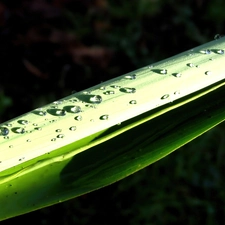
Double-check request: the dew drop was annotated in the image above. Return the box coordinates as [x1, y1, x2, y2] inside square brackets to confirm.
[9, 145, 13, 148]
[217, 49, 224, 54]
[89, 95, 102, 104]
[34, 127, 42, 131]
[26, 139, 31, 142]
[174, 91, 180, 95]
[70, 105, 82, 113]
[200, 49, 211, 54]
[69, 126, 76, 131]
[4, 136, 9, 139]
[99, 86, 106, 90]
[104, 90, 115, 95]
[187, 63, 195, 67]
[129, 100, 137, 104]
[214, 34, 224, 40]
[38, 111, 47, 116]
[57, 134, 64, 138]
[111, 85, 120, 89]
[51, 138, 56, 141]
[56, 129, 62, 132]
[161, 94, 169, 99]
[100, 115, 109, 120]
[120, 87, 136, 93]
[0, 127, 9, 136]
[56, 109, 66, 116]
[74, 115, 82, 121]
[53, 100, 63, 105]
[173, 73, 182, 78]
[205, 71, 212, 75]
[14, 127, 26, 134]
[125, 74, 136, 80]
[160, 69, 167, 74]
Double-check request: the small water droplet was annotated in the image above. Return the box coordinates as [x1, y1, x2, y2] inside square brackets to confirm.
[69, 126, 76, 131]
[56, 109, 66, 116]
[160, 69, 167, 74]
[187, 63, 195, 67]
[100, 115, 109, 120]
[161, 94, 169, 99]
[200, 49, 211, 54]
[34, 127, 42, 131]
[217, 49, 224, 54]
[120, 87, 136, 93]
[6, 123, 12, 127]
[4, 136, 9, 139]
[51, 138, 56, 141]
[99, 86, 106, 90]
[57, 134, 64, 138]
[56, 129, 62, 132]
[104, 90, 115, 95]
[205, 71, 212, 75]
[74, 115, 82, 121]
[14, 127, 26, 134]
[111, 85, 120, 89]
[33, 123, 38, 126]
[0, 127, 9, 136]
[9, 145, 13, 148]
[26, 139, 31, 142]
[89, 95, 102, 104]
[173, 73, 182, 78]
[129, 100, 137, 104]
[69, 105, 82, 113]
[38, 111, 47, 116]
[125, 74, 136, 80]
[53, 100, 63, 105]
[18, 120, 29, 125]
[174, 91, 180, 95]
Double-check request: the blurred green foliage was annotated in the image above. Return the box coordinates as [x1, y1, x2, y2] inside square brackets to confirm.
[1, 0, 225, 224]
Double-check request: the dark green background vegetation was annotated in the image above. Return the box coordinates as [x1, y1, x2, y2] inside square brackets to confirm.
[1, 0, 225, 224]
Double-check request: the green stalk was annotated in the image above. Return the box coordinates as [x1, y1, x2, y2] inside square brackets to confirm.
[1, 37, 225, 220]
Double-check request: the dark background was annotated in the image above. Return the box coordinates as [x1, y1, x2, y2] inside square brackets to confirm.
[1, 0, 225, 224]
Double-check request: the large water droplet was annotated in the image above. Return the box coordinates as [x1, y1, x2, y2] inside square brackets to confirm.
[89, 95, 102, 104]
[14, 127, 26, 134]
[100, 115, 109, 120]
[56, 109, 66, 116]
[200, 49, 211, 54]
[69, 105, 82, 113]
[0, 127, 9, 136]
[125, 74, 136, 80]
[217, 49, 224, 54]
[120, 87, 136, 93]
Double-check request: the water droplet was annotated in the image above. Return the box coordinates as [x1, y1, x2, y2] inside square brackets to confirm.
[4, 136, 9, 139]
[200, 49, 211, 54]
[56, 109, 66, 116]
[56, 129, 62, 132]
[205, 71, 212, 75]
[14, 127, 26, 134]
[53, 100, 63, 105]
[160, 69, 167, 74]
[6, 123, 12, 127]
[89, 95, 102, 104]
[104, 90, 115, 95]
[38, 110, 47, 116]
[51, 138, 56, 141]
[18, 120, 29, 125]
[69, 105, 82, 113]
[161, 94, 169, 99]
[120, 87, 136, 93]
[174, 91, 180, 95]
[129, 100, 137, 104]
[74, 115, 82, 121]
[33, 123, 38, 126]
[214, 34, 224, 40]
[0, 127, 9, 136]
[57, 134, 64, 138]
[9, 145, 13, 148]
[173, 73, 182, 78]
[90, 119, 95, 122]
[125, 74, 136, 80]
[111, 85, 120, 89]
[69, 126, 76, 131]
[100, 115, 109, 120]
[217, 49, 224, 54]
[99, 86, 106, 90]
[26, 139, 31, 142]
[187, 63, 195, 67]
[34, 127, 42, 131]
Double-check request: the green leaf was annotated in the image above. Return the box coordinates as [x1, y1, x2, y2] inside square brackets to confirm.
[1, 37, 225, 221]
